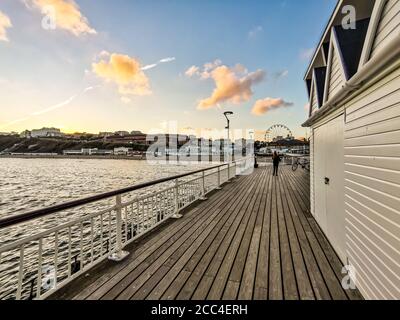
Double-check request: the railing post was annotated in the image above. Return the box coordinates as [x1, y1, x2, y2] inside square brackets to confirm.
[231, 162, 237, 179]
[172, 178, 183, 219]
[199, 171, 208, 201]
[226, 163, 232, 183]
[108, 195, 129, 262]
[216, 166, 222, 190]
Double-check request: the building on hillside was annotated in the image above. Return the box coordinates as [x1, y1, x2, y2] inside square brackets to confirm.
[303, 0, 400, 300]
[20, 130, 32, 138]
[30, 127, 64, 138]
[63, 150, 83, 156]
[114, 147, 133, 155]
[0, 132, 18, 136]
[114, 131, 130, 136]
[63, 148, 113, 156]
[104, 133, 150, 145]
[99, 132, 114, 138]
[146, 134, 190, 147]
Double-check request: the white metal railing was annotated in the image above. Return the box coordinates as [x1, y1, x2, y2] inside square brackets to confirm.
[0, 157, 254, 300]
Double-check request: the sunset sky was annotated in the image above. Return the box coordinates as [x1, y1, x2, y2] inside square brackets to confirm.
[0, 0, 337, 139]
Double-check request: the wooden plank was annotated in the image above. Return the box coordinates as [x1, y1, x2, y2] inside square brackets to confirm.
[225, 168, 266, 299]
[95, 176, 249, 299]
[81, 190, 226, 299]
[206, 170, 266, 299]
[277, 172, 315, 300]
[90, 172, 253, 299]
[268, 173, 283, 300]
[287, 169, 360, 300]
[254, 166, 273, 300]
[279, 168, 331, 300]
[56, 193, 217, 300]
[214, 170, 268, 300]
[114, 176, 253, 300]
[222, 281, 240, 300]
[238, 168, 269, 300]
[283, 168, 348, 300]
[191, 275, 214, 300]
[146, 172, 260, 300]
[52, 184, 220, 300]
[161, 271, 192, 300]
[194, 171, 266, 299]
[176, 173, 261, 300]
[276, 176, 299, 300]
[50, 165, 364, 301]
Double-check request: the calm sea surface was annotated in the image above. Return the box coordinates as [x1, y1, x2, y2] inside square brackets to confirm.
[0, 158, 209, 219]
[0, 158, 211, 299]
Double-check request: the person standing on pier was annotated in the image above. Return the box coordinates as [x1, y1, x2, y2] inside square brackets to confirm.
[272, 151, 281, 176]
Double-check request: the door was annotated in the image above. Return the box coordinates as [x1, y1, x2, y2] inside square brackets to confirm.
[313, 114, 346, 264]
[325, 115, 346, 263]
[314, 126, 327, 232]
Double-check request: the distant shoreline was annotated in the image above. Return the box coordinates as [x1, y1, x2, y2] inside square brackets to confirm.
[0, 154, 146, 161]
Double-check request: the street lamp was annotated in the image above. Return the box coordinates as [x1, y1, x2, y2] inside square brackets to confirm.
[224, 111, 233, 140]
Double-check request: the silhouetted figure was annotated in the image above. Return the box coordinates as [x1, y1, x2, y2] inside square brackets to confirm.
[272, 151, 281, 176]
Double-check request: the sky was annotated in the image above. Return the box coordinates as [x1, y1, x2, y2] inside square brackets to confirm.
[0, 0, 337, 140]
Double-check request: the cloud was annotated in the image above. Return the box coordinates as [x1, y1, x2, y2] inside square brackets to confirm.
[98, 50, 110, 58]
[248, 26, 263, 39]
[141, 64, 157, 71]
[197, 64, 266, 110]
[185, 60, 222, 79]
[251, 97, 293, 116]
[0, 11, 12, 42]
[141, 57, 176, 71]
[274, 70, 289, 79]
[159, 57, 175, 63]
[185, 65, 200, 77]
[25, 0, 96, 36]
[300, 48, 315, 60]
[0, 86, 99, 129]
[31, 86, 98, 116]
[92, 53, 151, 96]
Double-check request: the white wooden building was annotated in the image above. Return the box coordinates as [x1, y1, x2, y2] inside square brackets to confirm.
[303, 0, 400, 300]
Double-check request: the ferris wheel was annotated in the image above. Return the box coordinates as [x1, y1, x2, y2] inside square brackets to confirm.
[264, 124, 293, 142]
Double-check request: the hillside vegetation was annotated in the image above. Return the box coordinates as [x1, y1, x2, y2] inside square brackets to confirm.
[0, 136, 148, 154]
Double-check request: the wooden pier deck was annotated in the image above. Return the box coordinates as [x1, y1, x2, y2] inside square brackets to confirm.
[50, 165, 363, 300]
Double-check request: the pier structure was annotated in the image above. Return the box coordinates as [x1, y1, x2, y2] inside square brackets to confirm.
[0, 158, 362, 300]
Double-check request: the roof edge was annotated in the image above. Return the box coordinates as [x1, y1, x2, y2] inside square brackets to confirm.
[304, 0, 343, 80]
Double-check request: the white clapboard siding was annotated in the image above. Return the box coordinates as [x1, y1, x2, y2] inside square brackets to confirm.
[326, 41, 346, 101]
[344, 65, 400, 300]
[371, 0, 400, 58]
[310, 132, 315, 216]
[310, 83, 319, 115]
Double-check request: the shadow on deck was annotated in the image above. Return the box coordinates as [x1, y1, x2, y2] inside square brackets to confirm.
[50, 165, 363, 300]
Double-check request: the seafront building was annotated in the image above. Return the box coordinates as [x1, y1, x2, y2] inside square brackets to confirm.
[19, 128, 64, 138]
[30, 127, 64, 138]
[63, 148, 113, 156]
[303, 0, 400, 300]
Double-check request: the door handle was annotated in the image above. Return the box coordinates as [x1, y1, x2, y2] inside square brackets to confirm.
[325, 177, 330, 185]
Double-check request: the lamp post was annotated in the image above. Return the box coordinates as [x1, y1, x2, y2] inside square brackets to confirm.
[224, 111, 233, 161]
